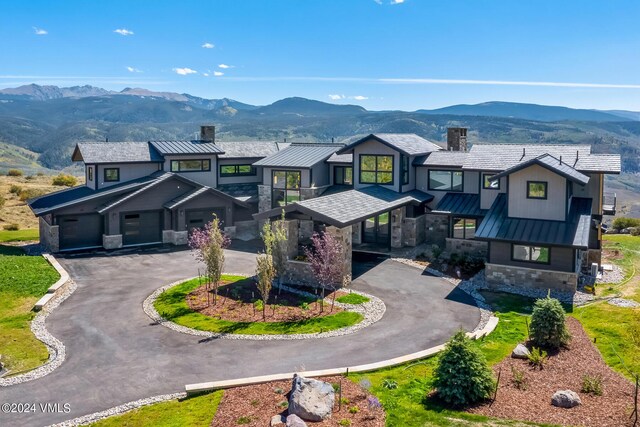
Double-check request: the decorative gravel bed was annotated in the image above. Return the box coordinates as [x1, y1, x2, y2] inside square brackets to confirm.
[144, 277, 386, 341]
[211, 375, 385, 427]
[467, 317, 636, 427]
[608, 297, 640, 308]
[598, 264, 626, 285]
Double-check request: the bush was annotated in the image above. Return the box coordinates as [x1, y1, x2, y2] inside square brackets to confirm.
[632, 228, 640, 237]
[431, 244, 443, 260]
[433, 330, 495, 406]
[382, 378, 398, 389]
[348, 405, 360, 414]
[9, 184, 22, 194]
[7, 169, 23, 176]
[511, 366, 527, 390]
[19, 188, 46, 202]
[581, 374, 603, 396]
[36, 172, 45, 177]
[529, 295, 570, 349]
[527, 347, 547, 369]
[52, 174, 77, 187]
[253, 299, 264, 311]
[612, 217, 640, 231]
[25, 175, 34, 180]
[3, 223, 19, 231]
[338, 419, 351, 427]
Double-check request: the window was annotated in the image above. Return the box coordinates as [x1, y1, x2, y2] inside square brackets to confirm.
[512, 245, 550, 264]
[527, 181, 547, 199]
[428, 170, 463, 192]
[104, 168, 120, 182]
[482, 173, 499, 190]
[401, 155, 409, 185]
[334, 166, 353, 185]
[272, 170, 301, 207]
[87, 167, 93, 181]
[219, 164, 256, 177]
[359, 155, 393, 185]
[170, 159, 211, 172]
[452, 218, 476, 239]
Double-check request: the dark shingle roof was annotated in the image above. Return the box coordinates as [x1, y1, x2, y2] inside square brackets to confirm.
[326, 153, 353, 163]
[337, 133, 442, 156]
[252, 143, 343, 168]
[489, 154, 590, 185]
[433, 193, 486, 217]
[216, 141, 280, 159]
[216, 183, 259, 203]
[574, 154, 621, 173]
[72, 142, 164, 164]
[475, 194, 592, 248]
[414, 151, 470, 167]
[149, 140, 224, 155]
[254, 186, 433, 227]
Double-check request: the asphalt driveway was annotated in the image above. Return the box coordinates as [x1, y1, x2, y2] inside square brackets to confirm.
[0, 244, 479, 427]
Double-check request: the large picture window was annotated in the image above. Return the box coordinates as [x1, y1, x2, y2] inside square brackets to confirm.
[428, 170, 463, 192]
[272, 170, 301, 207]
[512, 244, 550, 264]
[219, 164, 256, 177]
[360, 155, 393, 185]
[104, 168, 120, 182]
[527, 181, 547, 199]
[170, 159, 211, 172]
[482, 173, 499, 190]
[334, 166, 353, 185]
[401, 155, 409, 185]
[452, 218, 476, 239]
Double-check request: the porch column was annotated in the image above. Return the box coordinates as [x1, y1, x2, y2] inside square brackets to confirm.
[390, 207, 405, 248]
[282, 219, 299, 259]
[326, 225, 353, 284]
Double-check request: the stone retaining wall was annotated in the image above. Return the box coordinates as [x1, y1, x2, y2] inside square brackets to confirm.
[485, 263, 577, 293]
[402, 214, 427, 247]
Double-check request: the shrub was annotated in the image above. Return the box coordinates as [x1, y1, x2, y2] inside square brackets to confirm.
[25, 175, 34, 180]
[7, 169, 23, 176]
[529, 295, 571, 349]
[511, 366, 527, 390]
[52, 174, 77, 187]
[382, 378, 398, 389]
[299, 302, 310, 311]
[527, 347, 547, 369]
[3, 223, 19, 231]
[19, 188, 46, 202]
[632, 228, 640, 237]
[581, 374, 603, 396]
[431, 244, 443, 260]
[433, 330, 495, 406]
[236, 416, 252, 425]
[278, 400, 288, 409]
[612, 217, 640, 231]
[461, 257, 486, 276]
[36, 172, 45, 177]
[339, 397, 350, 405]
[253, 299, 264, 311]
[348, 405, 360, 414]
[9, 184, 22, 194]
[273, 387, 283, 394]
[338, 419, 351, 427]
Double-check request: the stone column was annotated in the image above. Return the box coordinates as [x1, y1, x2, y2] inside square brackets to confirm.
[282, 219, 299, 259]
[39, 217, 59, 253]
[258, 185, 272, 213]
[390, 207, 405, 248]
[103, 234, 123, 250]
[326, 225, 353, 285]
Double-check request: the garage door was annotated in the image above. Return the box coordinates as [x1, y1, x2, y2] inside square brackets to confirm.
[58, 214, 104, 250]
[186, 208, 226, 232]
[121, 211, 162, 246]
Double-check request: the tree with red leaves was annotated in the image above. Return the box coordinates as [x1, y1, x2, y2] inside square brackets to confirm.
[304, 230, 345, 312]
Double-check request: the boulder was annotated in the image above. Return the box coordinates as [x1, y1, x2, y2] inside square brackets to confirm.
[271, 414, 286, 426]
[551, 390, 582, 408]
[286, 414, 308, 427]
[288, 374, 335, 421]
[511, 343, 531, 359]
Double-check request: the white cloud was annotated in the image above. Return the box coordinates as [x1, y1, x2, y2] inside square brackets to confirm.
[114, 28, 134, 36]
[352, 95, 368, 100]
[126, 66, 142, 73]
[391, 0, 405, 4]
[202, 42, 215, 49]
[173, 67, 198, 75]
[203, 73, 210, 77]
[372, 0, 382, 4]
[213, 71, 224, 77]
[328, 94, 345, 100]
[218, 64, 234, 69]
[33, 27, 48, 35]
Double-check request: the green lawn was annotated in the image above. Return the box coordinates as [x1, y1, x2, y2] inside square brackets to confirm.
[0, 244, 59, 374]
[154, 276, 364, 335]
[88, 391, 223, 427]
[0, 228, 39, 242]
[335, 293, 370, 305]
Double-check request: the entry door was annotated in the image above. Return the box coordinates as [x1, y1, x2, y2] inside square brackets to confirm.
[121, 211, 162, 246]
[362, 213, 390, 245]
[185, 208, 226, 232]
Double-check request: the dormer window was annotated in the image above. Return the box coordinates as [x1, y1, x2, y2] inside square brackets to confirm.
[482, 173, 499, 190]
[527, 181, 547, 199]
[360, 155, 393, 185]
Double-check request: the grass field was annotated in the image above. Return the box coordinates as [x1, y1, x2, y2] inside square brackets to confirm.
[0, 244, 59, 375]
[0, 229, 39, 242]
[154, 276, 364, 335]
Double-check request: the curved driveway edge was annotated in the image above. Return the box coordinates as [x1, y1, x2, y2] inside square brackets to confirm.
[144, 278, 386, 341]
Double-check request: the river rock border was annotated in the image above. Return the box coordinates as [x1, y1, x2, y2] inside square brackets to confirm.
[143, 276, 386, 340]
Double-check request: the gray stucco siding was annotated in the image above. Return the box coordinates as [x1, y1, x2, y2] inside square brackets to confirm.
[352, 138, 400, 192]
[508, 164, 567, 221]
[573, 173, 602, 215]
[489, 241, 575, 272]
[217, 158, 263, 185]
[85, 165, 96, 189]
[480, 175, 507, 210]
[262, 167, 311, 188]
[163, 155, 218, 188]
[96, 163, 161, 189]
[310, 161, 330, 187]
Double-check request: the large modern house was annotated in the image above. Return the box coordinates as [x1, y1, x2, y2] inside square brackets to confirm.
[29, 125, 620, 293]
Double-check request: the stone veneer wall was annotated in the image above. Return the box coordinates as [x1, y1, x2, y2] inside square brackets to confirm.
[103, 234, 123, 250]
[390, 207, 404, 249]
[284, 260, 320, 287]
[402, 214, 427, 247]
[485, 263, 577, 293]
[299, 185, 331, 201]
[424, 214, 449, 246]
[299, 220, 314, 243]
[235, 220, 259, 240]
[258, 185, 272, 213]
[445, 238, 488, 258]
[39, 216, 59, 253]
[352, 222, 362, 245]
[162, 230, 189, 246]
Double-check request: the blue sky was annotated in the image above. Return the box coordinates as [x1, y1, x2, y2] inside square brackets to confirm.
[1, 0, 639, 110]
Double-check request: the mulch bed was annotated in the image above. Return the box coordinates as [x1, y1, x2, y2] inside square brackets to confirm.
[187, 279, 345, 323]
[210, 375, 385, 427]
[467, 317, 637, 427]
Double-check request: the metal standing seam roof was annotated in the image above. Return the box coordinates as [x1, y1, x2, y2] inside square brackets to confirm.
[414, 151, 470, 167]
[215, 141, 280, 159]
[489, 154, 590, 185]
[252, 143, 343, 168]
[72, 142, 164, 164]
[254, 186, 434, 228]
[432, 193, 486, 217]
[149, 140, 225, 155]
[326, 153, 353, 163]
[337, 133, 442, 156]
[475, 193, 593, 248]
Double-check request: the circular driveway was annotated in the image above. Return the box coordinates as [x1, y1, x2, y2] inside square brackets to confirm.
[0, 244, 479, 427]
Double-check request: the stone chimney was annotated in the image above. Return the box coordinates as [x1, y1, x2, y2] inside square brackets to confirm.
[200, 125, 215, 143]
[447, 127, 468, 151]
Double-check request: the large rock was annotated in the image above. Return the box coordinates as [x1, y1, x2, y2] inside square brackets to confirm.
[511, 343, 531, 359]
[551, 390, 582, 408]
[271, 414, 285, 426]
[286, 414, 308, 427]
[288, 374, 335, 421]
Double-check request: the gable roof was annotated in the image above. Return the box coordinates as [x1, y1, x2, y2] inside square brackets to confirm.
[216, 141, 280, 159]
[489, 153, 590, 185]
[252, 143, 343, 168]
[337, 133, 442, 156]
[414, 151, 470, 167]
[72, 142, 164, 164]
[149, 140, 224, 155]
[475, 193, 592, 248]
[97, 173, 179, 213]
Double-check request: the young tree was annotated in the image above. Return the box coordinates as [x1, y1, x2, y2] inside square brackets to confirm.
[304, 231, 345, 312]
[260, 212, 289, 289]
[188, 216, 231, 306]
[433, 330, 495, 407]
[255, 253, 275, 320]
[530, 294, 571, 349]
